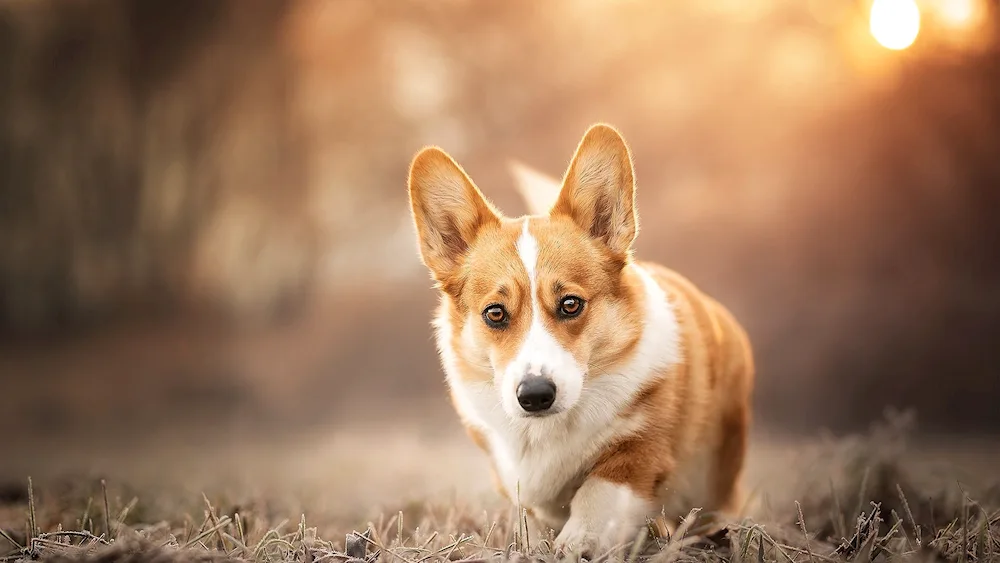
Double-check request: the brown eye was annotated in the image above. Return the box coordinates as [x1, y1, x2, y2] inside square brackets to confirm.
[483, 304, 509, 328]
[558, 296, 584, 318]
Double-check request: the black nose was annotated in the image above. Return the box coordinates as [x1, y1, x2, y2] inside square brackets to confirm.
[516, 377, 557, 412]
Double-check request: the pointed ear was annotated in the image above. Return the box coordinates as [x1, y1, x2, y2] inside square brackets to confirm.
[551, 124, 638, 259]
[408, 147, 501, 282]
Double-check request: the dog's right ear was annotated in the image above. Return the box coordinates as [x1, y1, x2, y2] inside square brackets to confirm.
[408, 147, 501, 283]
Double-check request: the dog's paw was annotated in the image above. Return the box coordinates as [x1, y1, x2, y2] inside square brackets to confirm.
[553, 521, 600, 559]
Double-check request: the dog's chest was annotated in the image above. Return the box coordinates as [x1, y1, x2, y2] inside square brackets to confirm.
[453, 379, 644, 510]
[489, 425, 589, 509]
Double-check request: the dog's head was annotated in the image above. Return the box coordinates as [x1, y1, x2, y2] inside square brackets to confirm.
[408, 124, 645, 419]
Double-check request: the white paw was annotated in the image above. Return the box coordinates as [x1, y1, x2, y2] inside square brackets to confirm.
[552, 479, 654, 558]
[553, 520, 600, 558]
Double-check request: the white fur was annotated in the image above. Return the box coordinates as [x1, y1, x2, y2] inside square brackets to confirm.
[554, 478, 654, 552]
[496, 219, 585, 418]
[434, 250, 681, 530]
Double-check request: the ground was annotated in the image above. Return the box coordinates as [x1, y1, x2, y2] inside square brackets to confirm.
[2, 412, 999, 563]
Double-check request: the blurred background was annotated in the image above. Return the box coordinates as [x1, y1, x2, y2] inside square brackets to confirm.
[1, 0, 999, 477]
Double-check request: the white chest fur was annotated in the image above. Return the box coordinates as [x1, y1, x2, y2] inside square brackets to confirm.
[433, 263, 680, 518]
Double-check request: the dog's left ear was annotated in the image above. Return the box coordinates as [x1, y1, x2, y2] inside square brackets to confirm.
[551, 124, 638, 259]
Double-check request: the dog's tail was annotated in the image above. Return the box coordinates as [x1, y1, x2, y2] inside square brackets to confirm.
[507, 160, 561, 216]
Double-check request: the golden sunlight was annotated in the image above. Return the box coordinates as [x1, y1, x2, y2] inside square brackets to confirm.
[870, 0, 921, 50]
[935, 0, 982, 28]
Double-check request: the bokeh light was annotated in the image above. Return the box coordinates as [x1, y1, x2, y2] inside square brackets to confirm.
[870, 0, 921, 50]
[938, 0, 976, 26]
[932, 0, 986, 30]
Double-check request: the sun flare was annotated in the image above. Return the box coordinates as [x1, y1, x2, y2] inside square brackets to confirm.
[870, 0, 921, 50]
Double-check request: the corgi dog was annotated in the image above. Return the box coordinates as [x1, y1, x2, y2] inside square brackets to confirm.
[407, 124, 754, 555]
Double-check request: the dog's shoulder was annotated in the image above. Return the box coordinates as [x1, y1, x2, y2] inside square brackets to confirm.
[633, 260, 753, 397]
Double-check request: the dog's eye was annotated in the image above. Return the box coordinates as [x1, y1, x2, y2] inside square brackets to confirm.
[558, 296, 584, 318]
[483, 305, 509, 328]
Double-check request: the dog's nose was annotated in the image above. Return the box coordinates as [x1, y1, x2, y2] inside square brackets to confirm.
[516, 377, 557, 413]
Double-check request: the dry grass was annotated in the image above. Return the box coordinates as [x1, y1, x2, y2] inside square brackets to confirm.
[2, 413, 999, 563]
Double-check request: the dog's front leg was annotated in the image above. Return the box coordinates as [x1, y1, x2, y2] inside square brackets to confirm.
[553, 477, 654, 557]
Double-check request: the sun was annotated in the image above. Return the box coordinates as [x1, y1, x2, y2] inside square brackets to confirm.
[870, 0, 921, 50]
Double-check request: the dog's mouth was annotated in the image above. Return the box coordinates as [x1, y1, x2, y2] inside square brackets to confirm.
[515, 406, 566, 419]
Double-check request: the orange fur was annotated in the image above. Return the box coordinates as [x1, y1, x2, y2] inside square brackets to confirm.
[591, 262, 754, 523]
[408, 124, 755, 553]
